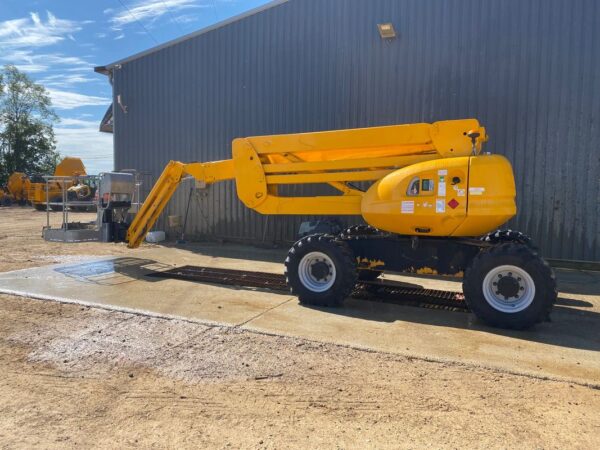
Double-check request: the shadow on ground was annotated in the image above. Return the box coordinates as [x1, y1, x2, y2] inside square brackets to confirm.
[161, 241, 600, 296]
[308, 299, 600, 353]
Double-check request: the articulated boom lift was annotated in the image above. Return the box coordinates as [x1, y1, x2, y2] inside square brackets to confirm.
[125, 119, 556, 329]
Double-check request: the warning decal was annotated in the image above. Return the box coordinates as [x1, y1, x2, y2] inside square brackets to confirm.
[469, 187, 486, 196]
[438, 181, 446, 197]
[401, 201, 415, 214]
[436, 199, 445, 213]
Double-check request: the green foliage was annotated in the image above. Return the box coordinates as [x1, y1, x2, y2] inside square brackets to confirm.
[0, 65, 60, 185]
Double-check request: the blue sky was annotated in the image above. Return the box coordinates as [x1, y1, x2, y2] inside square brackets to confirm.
[0, 0, 272, 173]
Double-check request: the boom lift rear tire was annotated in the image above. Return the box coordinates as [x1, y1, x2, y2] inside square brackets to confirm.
[462, 243, 557, 329]
[285, 234, 357, 307]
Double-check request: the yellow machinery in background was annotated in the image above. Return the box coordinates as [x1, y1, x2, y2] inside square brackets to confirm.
[122, 119, 556, 329]
[0, 172, 31, 206]
[28, 157, 87, 211]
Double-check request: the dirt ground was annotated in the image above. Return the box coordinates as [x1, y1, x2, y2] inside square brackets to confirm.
[0, 206, 599, 449]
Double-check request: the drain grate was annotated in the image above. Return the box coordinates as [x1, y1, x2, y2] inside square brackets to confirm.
[152, 265, 468, 312]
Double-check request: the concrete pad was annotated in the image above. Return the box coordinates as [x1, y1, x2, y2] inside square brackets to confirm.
[0, 250, 293, 327]
[0, 244, 599, 385]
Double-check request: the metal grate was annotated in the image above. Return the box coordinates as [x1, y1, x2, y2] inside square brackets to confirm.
[151, 265, 468, 312]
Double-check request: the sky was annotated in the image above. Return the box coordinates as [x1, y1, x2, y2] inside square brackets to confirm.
[0, 0, 272, 173]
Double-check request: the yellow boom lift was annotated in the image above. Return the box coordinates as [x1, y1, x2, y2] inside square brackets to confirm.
[124, 119, 556, 329]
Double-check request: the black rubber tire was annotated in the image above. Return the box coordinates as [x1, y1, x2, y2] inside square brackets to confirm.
[285, 234, 357, 307]
[340, 225, 384, 281]
[481, 229, 538, 252]
[463, 243, 557, 329]
[339, 224, 379, 239]
[33, 203, 46, 211]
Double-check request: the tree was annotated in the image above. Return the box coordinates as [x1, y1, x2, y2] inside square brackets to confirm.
[0, 65, 60, 185]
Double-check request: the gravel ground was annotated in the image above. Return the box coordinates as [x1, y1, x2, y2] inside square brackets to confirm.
[1, 206, 599, 449]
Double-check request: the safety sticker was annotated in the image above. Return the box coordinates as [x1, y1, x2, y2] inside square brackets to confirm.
[469, 187, 486, 195]
[438, 181, 446, 197]
[453, 185, 466, 197]
[401, 200, 415, 214]
[448, 199, 460, 209]
[436, 199, 445, 213]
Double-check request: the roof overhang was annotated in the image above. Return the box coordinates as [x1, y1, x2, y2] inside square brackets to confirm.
[94, 66, 110, 76]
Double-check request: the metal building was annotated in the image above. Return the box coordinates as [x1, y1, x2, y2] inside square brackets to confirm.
[96, 0, 600, 262]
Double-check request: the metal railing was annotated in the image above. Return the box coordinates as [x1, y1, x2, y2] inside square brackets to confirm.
[43, 175, 99, 231]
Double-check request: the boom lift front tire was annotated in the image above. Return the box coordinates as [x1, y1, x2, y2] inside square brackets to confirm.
[463, 243, 557, 329]
[285, 234, 357, 307]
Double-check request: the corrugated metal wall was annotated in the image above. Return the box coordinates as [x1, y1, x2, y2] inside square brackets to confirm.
[111, 0, 600, 261]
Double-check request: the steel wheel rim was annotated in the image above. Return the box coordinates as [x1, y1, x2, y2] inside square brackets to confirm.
[482, 265, 536, 313]
[298, 251, 336, 292]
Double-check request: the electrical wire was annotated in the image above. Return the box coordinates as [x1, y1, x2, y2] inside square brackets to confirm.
[115, 0, 159, 44]
[210, 0, 220, 22]
[159, 0, 185, 34]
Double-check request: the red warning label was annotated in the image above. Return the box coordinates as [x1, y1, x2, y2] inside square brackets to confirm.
[448, 199, 459, 209]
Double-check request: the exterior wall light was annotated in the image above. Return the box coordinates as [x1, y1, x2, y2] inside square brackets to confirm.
[378, 23, 396, 39]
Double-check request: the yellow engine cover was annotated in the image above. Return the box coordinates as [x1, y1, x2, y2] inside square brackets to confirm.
[361, 155, 516, 237]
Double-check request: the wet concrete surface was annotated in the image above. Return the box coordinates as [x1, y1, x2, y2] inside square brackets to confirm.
[0, 243, 599, 385]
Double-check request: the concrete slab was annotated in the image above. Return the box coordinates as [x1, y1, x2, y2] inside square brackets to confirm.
[0, 250, 293, 327]
[0, 244, 599, 385]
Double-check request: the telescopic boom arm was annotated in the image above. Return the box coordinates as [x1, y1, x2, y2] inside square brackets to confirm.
[126, 159, 234, 248]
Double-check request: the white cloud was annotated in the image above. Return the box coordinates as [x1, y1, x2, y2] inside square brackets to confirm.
[12, 63, 48, 73]
[1, 50, 94, 73]
[0, 11, 83, 49]
[174, 13, 199, 24]
[39, 73, 98, 88]
[65, 66, 95, 73]
[47, 89, 110, 110]
[0, 11, 95, 77]
[55, 118, 113, 174]
[109, 0, 200, 28]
